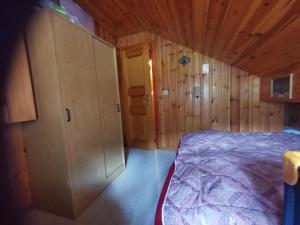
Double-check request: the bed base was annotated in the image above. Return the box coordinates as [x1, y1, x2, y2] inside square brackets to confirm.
[283, 152, 300, 225]
[156, 147, 300, 225]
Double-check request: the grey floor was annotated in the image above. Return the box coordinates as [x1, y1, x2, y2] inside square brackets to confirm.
[22, 148, 176, 225]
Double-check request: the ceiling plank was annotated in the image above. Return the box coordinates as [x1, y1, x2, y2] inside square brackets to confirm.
[76, 0, 300, 76]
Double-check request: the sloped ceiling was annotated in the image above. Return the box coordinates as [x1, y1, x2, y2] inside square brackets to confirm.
[76, 0, 300, 76]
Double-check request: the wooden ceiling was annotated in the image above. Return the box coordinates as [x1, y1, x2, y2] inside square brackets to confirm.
[77, 0, 300, 76]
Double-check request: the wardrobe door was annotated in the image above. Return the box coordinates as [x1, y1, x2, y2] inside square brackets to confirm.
[51, 13, 106, 216]
[24, 10, 73, 217]
[93, 38, 125, 178]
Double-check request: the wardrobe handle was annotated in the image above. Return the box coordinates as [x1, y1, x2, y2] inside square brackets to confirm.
[65, 108, 71, 122]
[116, 104, 120, 112]
[145, 94, 150, 105]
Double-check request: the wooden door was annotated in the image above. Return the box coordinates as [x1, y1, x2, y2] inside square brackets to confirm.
[52, 13, 106, 217]
[120, 44, 155, 150]
[93, 38, 125, 178]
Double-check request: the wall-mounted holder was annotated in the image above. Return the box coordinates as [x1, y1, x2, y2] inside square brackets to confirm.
[162, 89, 169, 96]
[179, 55, 191, 65]
[193, 86, 201, 100]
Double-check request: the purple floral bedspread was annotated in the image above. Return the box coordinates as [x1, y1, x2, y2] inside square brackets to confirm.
[162, 130, 300, 225]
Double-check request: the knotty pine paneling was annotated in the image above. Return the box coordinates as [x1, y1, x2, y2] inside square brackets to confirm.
[285, 103, 300, 130]
[118, 32, 284, 148]
[240, 72, 251, 132]
[95, 22, 117, 46]
[3, 124, 32, 208]
[230, 67, 241, 131]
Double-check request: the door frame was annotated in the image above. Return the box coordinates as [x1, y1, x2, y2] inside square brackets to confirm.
[118, 42, 158, 150]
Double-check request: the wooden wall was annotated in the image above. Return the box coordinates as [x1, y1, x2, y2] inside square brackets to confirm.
[118, 32, 284, 148]
[0, 38, 34, 209]
[3, 124, 32, 208]
[95, 22, 117, 46]
[285, 103, 300, 130]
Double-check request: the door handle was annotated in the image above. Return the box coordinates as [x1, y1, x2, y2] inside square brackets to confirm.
[116, 104, 120, 112]
[65, 108, 71, 122]
[145, 94, 150, 105]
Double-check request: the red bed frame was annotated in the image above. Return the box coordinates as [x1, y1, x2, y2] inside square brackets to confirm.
[155, 142, 180, 225]
[154, 162, 175, 225]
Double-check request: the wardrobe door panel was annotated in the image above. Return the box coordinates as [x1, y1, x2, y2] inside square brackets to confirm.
[52, 13, 106, 216]
[24, 10, 73, 217]
[93, 38, 125, 178]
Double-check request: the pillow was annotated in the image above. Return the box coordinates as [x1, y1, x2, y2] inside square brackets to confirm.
[284, 126, 300, 135]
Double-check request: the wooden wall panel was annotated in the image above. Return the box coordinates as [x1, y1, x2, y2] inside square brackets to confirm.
[210, 60, 219, 130]
[201, 55, 211, 130]
[285, 103, 300, 130]
[192, 52, 202, 131]
[240, 72, 251, 132]
[271, 104, 284, 131]
[230, 68, 241, 131]
[3, 124, 32, 208]
[168, 42, 179, 146]
[118, 32, 285, 148]
[176, 45, 185, 136]
[249, 76, 263, 131]
[183, 48, 194, 132]
[95, 22, 117, 46]
[4, 38, 36, 124]
[221, 63, 231, 131]
[159, 39, 171, 147]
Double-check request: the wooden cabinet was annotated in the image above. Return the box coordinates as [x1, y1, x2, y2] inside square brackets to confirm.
[1, 38, 36, 124]
[260, 73, 300, 103]
[22, 10, 124, 218]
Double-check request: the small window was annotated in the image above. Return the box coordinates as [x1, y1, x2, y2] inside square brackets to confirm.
[271, 74, 293, 99]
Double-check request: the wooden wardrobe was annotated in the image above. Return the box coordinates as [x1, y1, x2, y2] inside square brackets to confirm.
[22, 9, 124, 218]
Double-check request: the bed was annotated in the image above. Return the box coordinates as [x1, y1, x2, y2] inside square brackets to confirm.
[155, 130, 300, 225]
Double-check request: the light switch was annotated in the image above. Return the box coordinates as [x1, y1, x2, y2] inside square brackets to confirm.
[202, 64, 209, 74]
[193, 86, 201, 99]
[162, 89, 169, 96]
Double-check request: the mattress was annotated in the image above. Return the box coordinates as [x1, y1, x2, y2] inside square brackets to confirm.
[155, 130, 300, 225]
